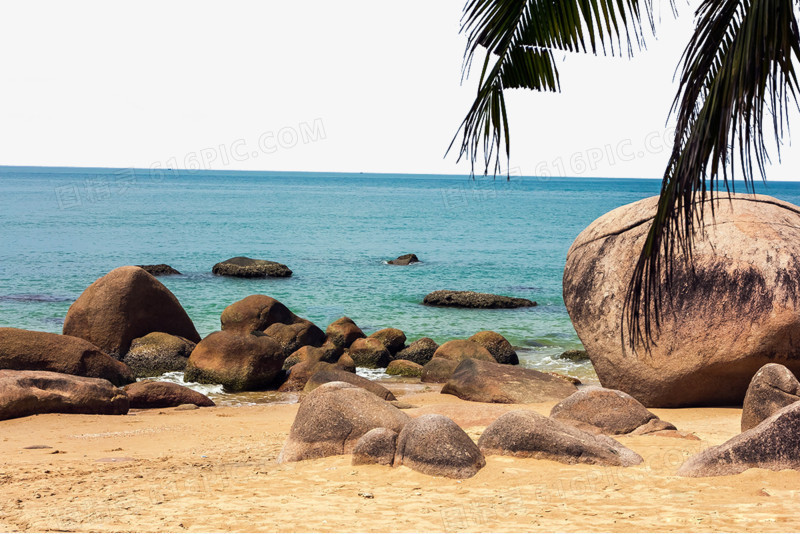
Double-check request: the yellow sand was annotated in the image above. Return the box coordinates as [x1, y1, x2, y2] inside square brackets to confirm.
[0, 383, 798, 533]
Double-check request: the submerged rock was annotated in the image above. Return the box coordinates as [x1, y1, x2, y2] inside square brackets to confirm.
[423, 290, 536, 309]
[62, 266, 200, 358]
[212, 256, 292, 278]
[135, 264, 181, 276]
[387, 254, 420, 265]
[563, 194, 800, 407]
[556, 350, 590, 362]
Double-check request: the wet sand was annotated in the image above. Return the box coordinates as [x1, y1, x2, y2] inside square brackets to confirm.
[0, 382, 797, 532]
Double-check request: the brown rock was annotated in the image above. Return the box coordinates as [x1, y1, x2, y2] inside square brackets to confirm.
[303, 367, 396, 401]
[337, 353, 356, 373]
[564, 194, 800, 407]
[352, 428, 398, 466]
[741, 363, 800, 432]
[278, 360, 332, 392]
[278, 382, 410, 463]
[124, 381, 214, 409]
[394, 414, 485, 479]
[282, 343, 343, 370]
[325, 317, 365, 348]
[550, 386, 669, 435]
[135, 264, 181, 276]
[628, 418, 677, 435]
[212, 256, 292, 278]
[478, 410, 643, 467]
[0, 328, 133, 386]
[220, 295, 296, 334]
[0, 370, 129, 420]
[468, 331, 519, 365]
[395, 337, 438, 365]
[421, 358, 459, 383]
[369, 328, 407, 355]
[184, 331, 285, 392]
[386, 360, 423, 378]
[122, 332, 196, 378]
[348, 338, 391, 368]
[62, 266, 200, 357]
[678, 401, 800, 477]
[423, 290, 536, 309]
[433, 340, 496, 363]
[387, 254, 420, 266]
[264, 320, 326, 357]
[442, 358, 577, 404]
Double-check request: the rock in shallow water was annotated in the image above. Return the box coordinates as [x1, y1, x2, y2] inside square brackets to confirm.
[122, 332, 195, 378]
[423, 290, 536, 309]
[387, 254, 420, 265]
[135, 264, 181, 276]
[212, 256, 292, 278]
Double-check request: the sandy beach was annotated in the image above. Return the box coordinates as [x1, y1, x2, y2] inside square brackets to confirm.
[0, 381, 796, 533]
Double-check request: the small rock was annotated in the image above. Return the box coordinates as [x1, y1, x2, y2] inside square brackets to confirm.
[135, 264, 181, 276]
[387, 254, 420, 266]
[423, 290, 536, 309]
[212, 257, 292, 278]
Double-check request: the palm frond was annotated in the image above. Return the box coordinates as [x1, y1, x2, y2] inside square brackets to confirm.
[624, 0, 800, 350]
[450, 0, 666, 177]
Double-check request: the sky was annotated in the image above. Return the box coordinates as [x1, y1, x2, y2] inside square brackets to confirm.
[1, 0, 799, 179]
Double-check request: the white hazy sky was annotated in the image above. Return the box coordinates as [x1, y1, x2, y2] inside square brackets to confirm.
[1, 0, 799, 179]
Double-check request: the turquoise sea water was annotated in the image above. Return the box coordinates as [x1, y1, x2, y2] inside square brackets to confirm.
[3, 166, 800, 383]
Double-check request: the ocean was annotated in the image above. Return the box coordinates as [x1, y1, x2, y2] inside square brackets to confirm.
[2, 166, 800, 389]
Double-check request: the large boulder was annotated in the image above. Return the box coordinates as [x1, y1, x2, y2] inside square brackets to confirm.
[369, 328, 406, 355]
[441, 358, 577, 404]
[550, 386, 673, 435]
[0, 328, 133, 386]
[325, 317, 365, 348]
[264, 320, 326, 357]
[212, 256, 292, 278]
[423, 290, 536, 309]
[394, 414, 485, 479]
[678, 401, 800, 477]
[433, 340, 496, 363]
[348, 338, 391, 368]
[62, 266, 200, 357]
[468, 331, 519, 365]
[220, 295, 296, 333]
[741, 363, 800, 432]
[478, 410, 643, 467]
[387, 254, 420, 265]
[124, 381, 214, 409]
[121, 332, 196, 378]
[421, 358, 459, 383]
[278, 382, 411, 463]
[564, 194, 800, 407]
[184, 331, 285, 392]
[303, 367, 396, 401]
[395, 337, 438, 365]
[0, 370, 129, 420]
[352, 428, 398, 466]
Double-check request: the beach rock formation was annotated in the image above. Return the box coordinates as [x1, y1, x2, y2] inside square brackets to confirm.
[741, 363, 800, 432]
[337, 353, 356, 373]
[395, 337, 438, 365]
[278, 382, 410, 463]
[325, 317, 365, 348]
[394, 414, 485, 479]
[122, 332, 196, 378]
[678, 401, 800, 477]
[264, 320, 326, 357]
[278, 360, 333, 392]
[421, 358, 459, 383]
[212, 256, 292, 278]
[386, 360, 423, 377]
[387, 254, 420, 265]
[468, 331, 519, 365]
[557, 350, 590, 362]
[433, 340, 496, 363]
[0, 328, 133, 386]
[564, 194, 800, 407]
[62, 266, 200, 357]
[369, 328, 406, 355]
[478, 410, 643, 467]
[550, 386, 674, 435]
[348, 338, 391, 368]
[184, 331, 285, 392]
[0, 370, 129, 421]
[124, 381, 214, 409]
[135, 264, 181, 276]
[442, 358, 577, 404]
[423, 290, 536, 309]
[304, 367, 396, 400]
[282, 343, 342, 370]
[352, 428, 398, 466]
